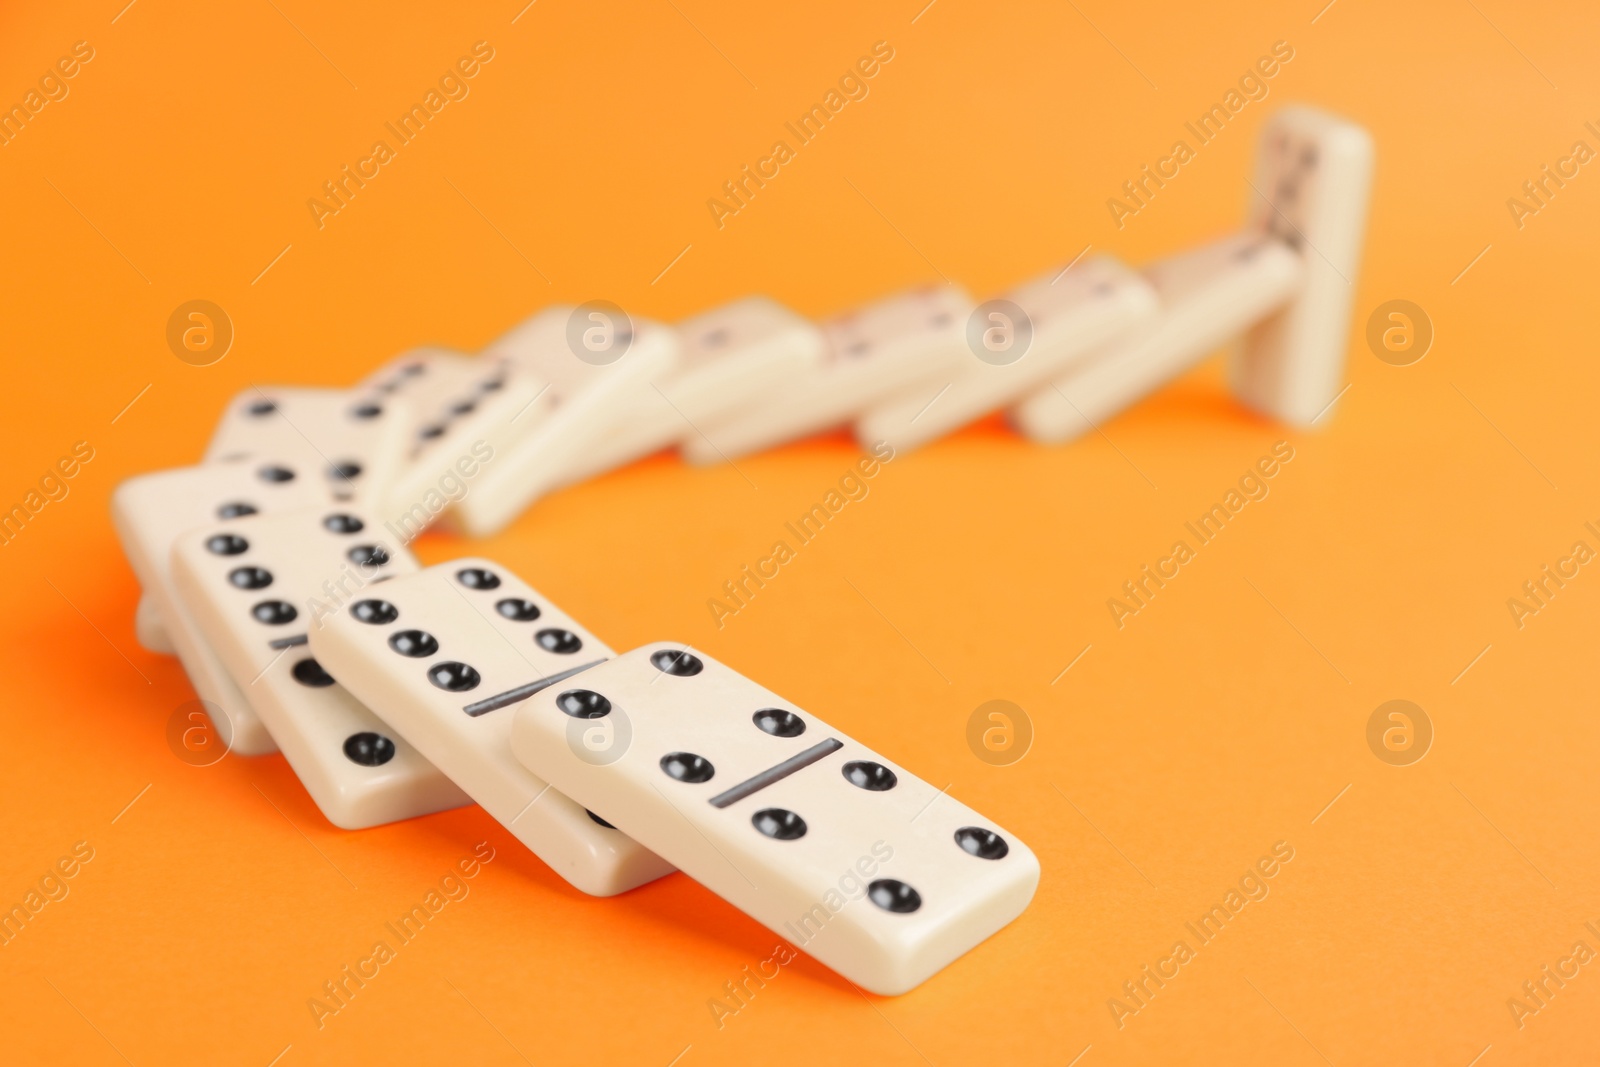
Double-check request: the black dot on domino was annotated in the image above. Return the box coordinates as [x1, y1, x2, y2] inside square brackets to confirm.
[328, 461, 363, 480]
[292, 658, 335, 687]
[651, 649, 703, 676]
[344, 732, 396, 766]
[228, 566, 273, 590]
[842, 760, 897, 791]
[660, 752, 714, 783]
[247, 399, 277, 416]
[496, 598, 541, 621]
[216, 502, 257, 519]
[257, 465, 295, 483]
[428, 661, 480, 692]
[252, 600, 297, 625]
[868, 879, 921, 914]
[324, 514, 364, 534]
[702, 327, 729, 348]
[752, 709, 805, 737]
[953, 827, 1010, 860]
[206, 533, 249, 556]
[348, 545, 389, 567]
[536, 628, 581, 654]
[351, 599, 398, 624]
[450, 399, 477, 416]
[752, 808, 806, 840]
[402, 362, 426, 377]
[456, 567, 500, 590]
[479, 378, 505, 394]
[419, 424, 445, 440]
[389, 630, 438, 657]
[351, 402, 383, 419]
[586, 810, 617, 829]
[556, 689, 610, 718]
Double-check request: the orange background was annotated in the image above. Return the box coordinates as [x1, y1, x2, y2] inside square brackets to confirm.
[2, 0, 1598, 1063]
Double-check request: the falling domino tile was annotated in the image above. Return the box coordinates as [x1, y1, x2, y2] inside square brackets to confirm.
[1229, 105, 1374, 425]
[683, 285, 975, 465]
[307, 558, 674, 895]
[113, 462, 330, 755]
[367, 350, 551, 537]
[452, 308, 681, 536]
[1010, 234, 1304, 442]
[551, 297, 825, 486]
[203, 386, 416, 507]
[854, 257, 1157, 455]
[355, 346, 485, 448]
[134, 384, 418, 658]
[171, 507, 469, 829]
[509, 644, 1039, 994]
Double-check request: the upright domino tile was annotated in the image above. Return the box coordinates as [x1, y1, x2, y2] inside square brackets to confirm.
[510, 644, 1040, 994]
[452, 308, 681, 536]
[1229, 106, 1374, 425]
[683, 285, 974, 465]
[855, 257, 1157, 455]
[171, 508, 470, 829]
[551, 297, 825, 484]
[307, 559, 674, 895]
[1011, 234, 1304, 442]
[112, 461, 329, 755]
[204, 386, 415, 505]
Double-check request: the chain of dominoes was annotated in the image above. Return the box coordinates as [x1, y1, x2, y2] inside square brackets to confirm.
[112, 107, 1371, 995]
